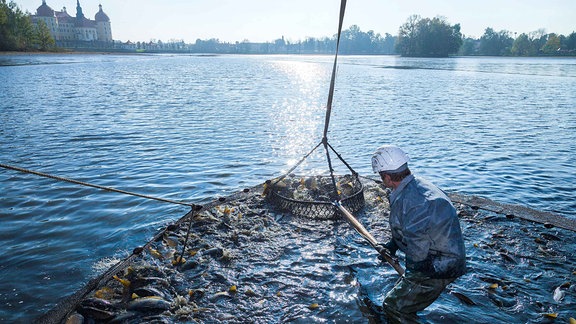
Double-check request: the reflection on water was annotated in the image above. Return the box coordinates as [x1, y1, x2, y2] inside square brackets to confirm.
[0, 54, 575, 322]
[269, 60, 328, 168]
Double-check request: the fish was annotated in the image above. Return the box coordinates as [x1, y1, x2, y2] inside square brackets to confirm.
[179, 260, 199, 271]
[262, 181, 270, 196]
[338, 181, 355, 197]
[293, 187, 312, 201]
[304, 177, 318, 190]
[113, 275, 131, 288]
[127, 296, 171, 313]
[499, 252, 517, 264]
[308, 303, 319, 310]
[94, 287, 115, 300]
[553, 286, 565, 302]
[450, 291, 476, 306]
[541, 233, 561, 241]
[148, 247, 164, 259]
[133, 286, 173, 302]
[163, 235, 180, 247]
[130, 277, 170, 289]
[188, 289, 205, 300]
[487, 293, 516, 308]
[171, 256, 185, 266]
[203, 247, 224, 258]
[64, 313, 84, 324]
[244, 289, 258, 297]
[77, 298, 117, 321]
[211, 291, 231, 300]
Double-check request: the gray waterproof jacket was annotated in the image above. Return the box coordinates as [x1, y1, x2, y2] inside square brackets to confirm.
[388, 175, 466, 279]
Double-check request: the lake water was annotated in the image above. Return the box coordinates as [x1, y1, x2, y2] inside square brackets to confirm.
[1, 53, 575, 322]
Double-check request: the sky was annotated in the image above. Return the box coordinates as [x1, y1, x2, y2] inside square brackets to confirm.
[16, 0, 576, 43]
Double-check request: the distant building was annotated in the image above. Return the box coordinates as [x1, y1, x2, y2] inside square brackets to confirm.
[31, 0, 112, 42]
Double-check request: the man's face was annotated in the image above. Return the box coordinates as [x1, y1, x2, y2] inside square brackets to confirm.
[379, 172, 393, 189]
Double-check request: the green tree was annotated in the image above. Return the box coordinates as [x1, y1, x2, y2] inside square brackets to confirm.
[1, 0, 17, 50]
[511, 33, 536, 56]
[396, 14, 420, 56]
[35, 19, 54, 51]
[529, 29, 548, 54]
[0, 0, 36, 51]
[340, 25, 372, 54]
[458, 37, 479, 55]
[478, 28, 513, 56]
[565, 32, 576, 51]
[396, 15, 462, 57]
[541, 33, 561, 55]
[380, 33, 397, 54]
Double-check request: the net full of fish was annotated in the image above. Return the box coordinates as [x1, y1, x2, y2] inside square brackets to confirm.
[270, 174, 361, 202]
[64, 178, 576, 323]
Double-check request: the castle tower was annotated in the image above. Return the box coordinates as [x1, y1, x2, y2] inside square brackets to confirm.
[95, 4, 113, 42]
[34, 0, 59, 40]
[73, 0, 97, 41]
[75, 0, 84, 21]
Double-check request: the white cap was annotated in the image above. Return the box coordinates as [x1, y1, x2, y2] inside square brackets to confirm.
[371, 145, 410, 173]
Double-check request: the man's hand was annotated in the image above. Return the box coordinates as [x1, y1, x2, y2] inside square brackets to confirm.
[381, 240, 398, 256]
[375, 240, 398, 263]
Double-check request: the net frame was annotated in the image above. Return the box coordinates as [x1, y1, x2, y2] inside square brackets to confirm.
[267, 175, 365, 219]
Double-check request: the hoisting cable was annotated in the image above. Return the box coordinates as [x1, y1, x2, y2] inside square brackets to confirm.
[323, 0, 348, 200]
[319, 0, 405, 275]
[0, 163, 196, 207]
[322, 0, 347, 143]
[326, 141, 357, 176]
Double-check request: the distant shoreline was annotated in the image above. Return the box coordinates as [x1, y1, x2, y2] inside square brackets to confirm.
[0, 50, 140, 56]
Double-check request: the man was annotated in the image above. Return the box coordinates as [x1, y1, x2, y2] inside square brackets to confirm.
[371, 144, 466, 323]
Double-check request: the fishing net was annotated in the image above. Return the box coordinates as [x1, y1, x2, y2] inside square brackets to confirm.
[265, 174, 365, 219]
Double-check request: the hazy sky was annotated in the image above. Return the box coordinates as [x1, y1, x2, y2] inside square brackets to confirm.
[17, 0, 576, 43]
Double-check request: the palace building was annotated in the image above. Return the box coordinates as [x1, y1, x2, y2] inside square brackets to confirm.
[32, 0, 112, 42]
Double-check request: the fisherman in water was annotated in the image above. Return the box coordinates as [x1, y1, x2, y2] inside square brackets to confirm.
[372, 144, 467, 323]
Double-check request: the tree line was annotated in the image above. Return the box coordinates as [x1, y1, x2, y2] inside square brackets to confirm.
[1, 0, 575, 56]
[460, 27, 576, 56]
[0, 0, 55, 51]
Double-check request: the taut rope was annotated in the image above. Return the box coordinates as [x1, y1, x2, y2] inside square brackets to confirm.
[0, 163, 196, 208]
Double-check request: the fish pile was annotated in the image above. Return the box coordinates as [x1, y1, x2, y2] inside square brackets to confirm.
[268, 174, 362, 202]
[62, 178, 576, 323]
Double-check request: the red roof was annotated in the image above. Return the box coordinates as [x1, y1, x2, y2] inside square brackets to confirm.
[55, 8, 73, 22]
[75, 16, 96, 28]
[36, 0, 54, 17]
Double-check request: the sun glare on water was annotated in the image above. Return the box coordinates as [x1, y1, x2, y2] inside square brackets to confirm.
[269, 59, 333, 174]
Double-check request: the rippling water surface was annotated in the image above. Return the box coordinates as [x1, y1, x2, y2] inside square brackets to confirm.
[1, 53, 575, 322]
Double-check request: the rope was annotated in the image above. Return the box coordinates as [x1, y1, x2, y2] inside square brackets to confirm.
[322, 0, 347, 141]
[268, 141, 323, 189]
[327, 141, 358, 176]
[323, 0, 347, 199]
[0, 163, 196, 208]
